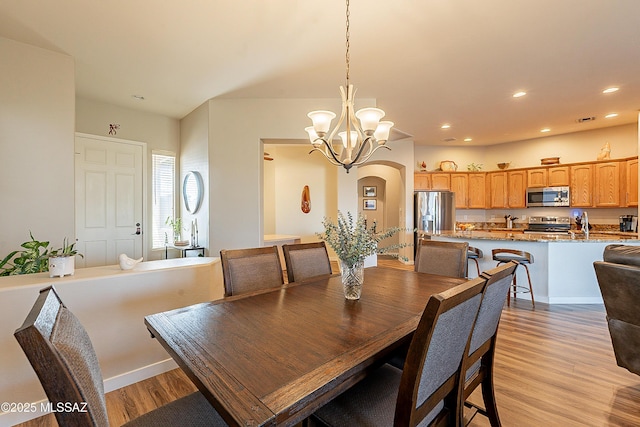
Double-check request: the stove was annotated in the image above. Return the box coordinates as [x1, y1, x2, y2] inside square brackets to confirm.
[524, 216, 571, 234]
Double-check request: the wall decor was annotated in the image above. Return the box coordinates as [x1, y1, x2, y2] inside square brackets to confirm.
[363, 199, 376, 210]
[183, 171, 204, 213]
[301, 185, 311, 213]
[109, 123, 120, 135]
[363, 186, 377, 197]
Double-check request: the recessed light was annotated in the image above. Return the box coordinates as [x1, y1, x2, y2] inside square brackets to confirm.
[131, 94, 145, 100]
[602, 87, 619, 94]
[540, 128, 551, 133]
[605, 113, 619, 119]
[464, 138, 472, 142]
[513, 91, 527, 98]
[441, 124, 451, 129]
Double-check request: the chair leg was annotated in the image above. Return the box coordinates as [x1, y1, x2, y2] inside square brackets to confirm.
[511, 266, 518, 302]
[480, 353, 502, 427]
[522, 264, 535, 308]
[473, 258, 480, 276]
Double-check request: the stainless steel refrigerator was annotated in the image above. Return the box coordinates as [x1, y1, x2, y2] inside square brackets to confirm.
[414, 191, 456, 251]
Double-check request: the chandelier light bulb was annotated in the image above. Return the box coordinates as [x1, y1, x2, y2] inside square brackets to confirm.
[374, 121, 394, 143]
[338, 131, 359, 149]
[307, 110, 336, 136]
[355, 108, 385, 135]
[305, 126, 321, 146]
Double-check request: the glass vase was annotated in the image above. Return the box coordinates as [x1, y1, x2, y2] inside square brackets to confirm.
[340, 260, 364, 300]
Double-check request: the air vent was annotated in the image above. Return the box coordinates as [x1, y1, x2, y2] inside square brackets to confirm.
[442, 137, 457, 142]
[576, 116, 596, 123]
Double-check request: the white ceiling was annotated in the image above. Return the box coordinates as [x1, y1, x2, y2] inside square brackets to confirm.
[1, 0, 639, 146]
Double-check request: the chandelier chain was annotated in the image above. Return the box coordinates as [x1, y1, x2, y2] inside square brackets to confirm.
[345, 0, 350, 87]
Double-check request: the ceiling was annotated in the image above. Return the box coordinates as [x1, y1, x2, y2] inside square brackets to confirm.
[1, 0, 639, 146]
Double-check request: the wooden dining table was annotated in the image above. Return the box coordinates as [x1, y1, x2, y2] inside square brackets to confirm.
[144, 266, 466, 426]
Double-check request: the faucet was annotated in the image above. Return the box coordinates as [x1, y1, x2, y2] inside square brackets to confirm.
[582, 211, 589, 239]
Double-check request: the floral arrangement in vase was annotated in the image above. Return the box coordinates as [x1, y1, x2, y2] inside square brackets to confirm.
[317, 211, 410, 299]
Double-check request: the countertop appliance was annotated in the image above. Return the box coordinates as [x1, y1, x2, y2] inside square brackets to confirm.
[525, 186, 570, 207]
[524, 216, 571, 234]
[414, 191, 456, 252]
[620, 215, 638, 232]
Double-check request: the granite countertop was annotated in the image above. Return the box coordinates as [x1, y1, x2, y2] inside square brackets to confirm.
[425, 230, 638, 243]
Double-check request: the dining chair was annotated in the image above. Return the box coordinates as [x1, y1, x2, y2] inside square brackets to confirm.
[415, 239, 469, 278]
[311, 275, 487, 427]
[460, 261, 517, 426]
[14, 286, 228, 427]
[220, 245, 284, 296]
[282, 241, 333, 283]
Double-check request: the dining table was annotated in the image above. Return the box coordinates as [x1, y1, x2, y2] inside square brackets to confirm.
[144, 266, 467, 426]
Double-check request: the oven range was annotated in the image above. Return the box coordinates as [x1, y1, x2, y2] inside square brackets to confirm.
[523, 216, 571, 234]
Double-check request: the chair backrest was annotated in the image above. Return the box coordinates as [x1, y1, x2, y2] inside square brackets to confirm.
[462, 262, 517, 397]
[594, 244, 640, 375]
[415, 240, 469, 278]
[395, 275, 487, 426]
[220, 245, 284, 297]
[282, 241, 332, 283]
[14, 286, 109, 427]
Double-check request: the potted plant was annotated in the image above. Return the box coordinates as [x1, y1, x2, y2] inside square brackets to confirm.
[48, 238, 83, 278]
[166, 216, 186, 244]
[0, 232, 51, 276]
[317, 211, 410, 300]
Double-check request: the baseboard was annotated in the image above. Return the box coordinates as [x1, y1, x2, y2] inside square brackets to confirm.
[547, 296, 604, 304]
[0, 358, 178, 426]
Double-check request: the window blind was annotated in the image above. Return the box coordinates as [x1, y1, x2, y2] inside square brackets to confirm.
[152, 153, 175, 249]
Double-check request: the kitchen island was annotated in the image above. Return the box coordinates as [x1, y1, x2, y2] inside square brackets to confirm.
[427, 230, 639, 304]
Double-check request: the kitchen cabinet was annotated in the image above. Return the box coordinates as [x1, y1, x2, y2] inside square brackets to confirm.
[570, 164, 593, 207]
[507, 170, 527, 208]
[468, 173, 487, 208]
[527, 169, 547, 188]
[414, 173, 431, 190]
[450, 173, 468, 208]
[548, 166, 570, 186]
[594, 161, 621, 207]
[430, 173, 451, 190]
[626, 159, 638, 207]
[488, 172, 508, 208]
[527, 166, 569, 187]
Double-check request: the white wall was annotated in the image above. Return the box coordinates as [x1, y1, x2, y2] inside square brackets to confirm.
[76, 98, 181, 260]
[180, 102, 210, 254]
[0, 37, 75, 258]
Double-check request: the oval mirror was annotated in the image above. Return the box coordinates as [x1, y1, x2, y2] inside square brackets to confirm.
[183, 171, 203, 214]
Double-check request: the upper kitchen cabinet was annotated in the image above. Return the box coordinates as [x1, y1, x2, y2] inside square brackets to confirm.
[507, 170, 527, 208]
[467, 173, 487, 208]
[414, 173, 431, 190]
[548, 166, 570, 186]
[430, 173, 451, 190]
[626, 158, 638, 207]
[527, 166, 570, 187]
[488, 171, 508, 208]
[570, 164, 593, 207]
[450, 173, 468, 209]
[594, 161, 621, 207]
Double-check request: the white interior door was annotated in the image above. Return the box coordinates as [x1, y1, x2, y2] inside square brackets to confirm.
[75, 134, 144, 267]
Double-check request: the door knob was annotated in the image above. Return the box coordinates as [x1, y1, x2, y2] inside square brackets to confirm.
[132, 223, 141, 235]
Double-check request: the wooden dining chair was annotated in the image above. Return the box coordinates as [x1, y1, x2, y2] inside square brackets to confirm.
[415, 239, 469, 278]
[282, 241, 332, 283]
[220, 246, 284, 297]
[460, 261, 517, 426]
[311, 275, 487, 427]
[14, 286, 228, 427]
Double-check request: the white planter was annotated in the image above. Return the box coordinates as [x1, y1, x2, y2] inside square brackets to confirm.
[49, 256, 75, 278]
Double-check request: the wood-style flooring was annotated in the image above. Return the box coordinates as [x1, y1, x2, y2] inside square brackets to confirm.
[16, 257, 640, 426]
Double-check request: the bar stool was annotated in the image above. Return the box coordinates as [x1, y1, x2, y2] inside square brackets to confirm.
[467, 246, 483, 277]
[492, 248, 535, 308]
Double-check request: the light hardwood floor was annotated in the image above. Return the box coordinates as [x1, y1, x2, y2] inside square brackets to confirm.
[16, 257, 640, 426]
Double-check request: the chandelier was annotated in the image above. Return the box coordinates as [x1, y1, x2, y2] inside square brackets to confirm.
[305, 0, 394, 173]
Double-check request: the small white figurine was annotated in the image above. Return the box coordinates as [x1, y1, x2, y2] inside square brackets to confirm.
[597, 142, 611, 160]
[119, 253, 143, 270]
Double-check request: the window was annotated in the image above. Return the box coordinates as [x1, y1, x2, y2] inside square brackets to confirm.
[152, 152, 176, 249]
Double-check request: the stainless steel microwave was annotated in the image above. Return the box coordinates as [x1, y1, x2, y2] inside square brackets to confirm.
[526, 186, 570, 207]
